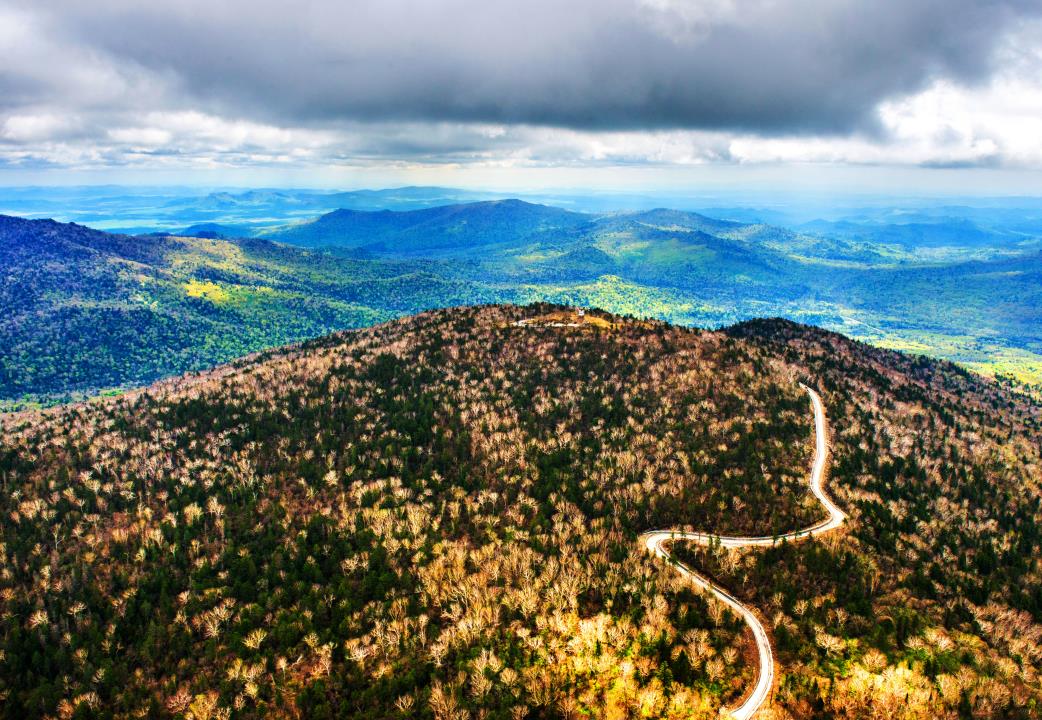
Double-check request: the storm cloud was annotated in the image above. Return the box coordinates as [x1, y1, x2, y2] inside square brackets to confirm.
[9, 0, 1041, 132]
[2, 0, 1042, 177]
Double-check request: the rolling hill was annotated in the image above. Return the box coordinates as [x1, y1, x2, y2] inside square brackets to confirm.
[0, 306, 1039, 718]
[0, 215, 502, 406]
[4, 201, 1042, 407]
[264, 199, 590, 253]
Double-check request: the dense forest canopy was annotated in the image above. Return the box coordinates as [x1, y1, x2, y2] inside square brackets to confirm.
[1, 305, 1040, 719]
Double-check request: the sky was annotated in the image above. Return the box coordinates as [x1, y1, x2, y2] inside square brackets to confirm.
[3, 0, 1042, 193]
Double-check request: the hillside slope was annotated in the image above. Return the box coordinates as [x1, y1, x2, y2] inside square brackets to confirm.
[0, 215, 497, 406]
[1, 306, 1040, 719]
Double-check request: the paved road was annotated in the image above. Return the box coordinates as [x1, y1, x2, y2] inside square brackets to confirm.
[641, 384, 845, 720]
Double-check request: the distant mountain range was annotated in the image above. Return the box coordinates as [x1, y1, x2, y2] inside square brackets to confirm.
[263, 198, 590, 253]
[0, 186, 509, 234]
[2, 198, 1042, 405]
[9, 184, 1042, 238]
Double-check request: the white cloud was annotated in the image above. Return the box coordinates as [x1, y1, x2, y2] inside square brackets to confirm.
[2, 114, 82, 143]
[727, 24, 1042, 170]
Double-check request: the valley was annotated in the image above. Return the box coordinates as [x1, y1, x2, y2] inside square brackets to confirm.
[3, 195, 1042, 408]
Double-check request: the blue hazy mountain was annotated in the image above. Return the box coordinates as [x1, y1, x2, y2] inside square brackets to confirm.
[4, 193, 1042, 405]
[264, 199, 591, 253]
[798, 218, 1030, 249]
[0, 186, 507, 234]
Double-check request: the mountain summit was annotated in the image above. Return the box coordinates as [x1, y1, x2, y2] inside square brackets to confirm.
[2, 306, 1039, 718]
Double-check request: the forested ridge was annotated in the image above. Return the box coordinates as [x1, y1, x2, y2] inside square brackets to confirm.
[0, 305, 1040, 719]
[5, 207, 1042, 409]
[0, 214, 499, 407]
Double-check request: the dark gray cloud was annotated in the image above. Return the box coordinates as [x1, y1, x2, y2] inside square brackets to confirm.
[11, 0, 1042, 134]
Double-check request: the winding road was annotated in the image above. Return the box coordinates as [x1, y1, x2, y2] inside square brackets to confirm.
[641, 384, 845, 720]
